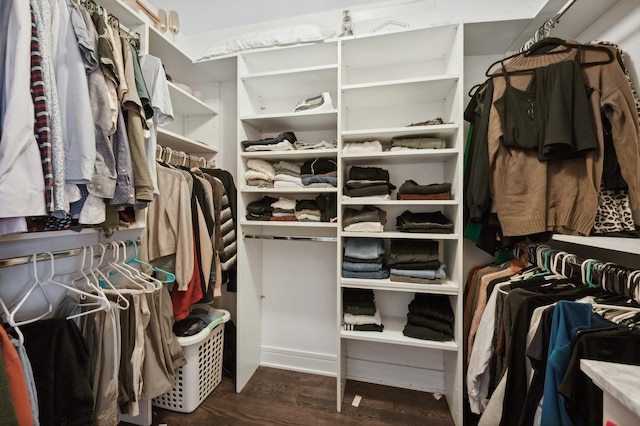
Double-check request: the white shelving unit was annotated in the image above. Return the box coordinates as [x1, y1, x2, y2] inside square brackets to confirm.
[233, 23, 466, 425]
[147, 25, 233, 158]
[337, 23, 465, 426]
[235, 40, 340, 391]
[551, 234, 640, 255]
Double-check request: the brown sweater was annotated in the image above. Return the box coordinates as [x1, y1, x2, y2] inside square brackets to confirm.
[488, 43, 640, 237]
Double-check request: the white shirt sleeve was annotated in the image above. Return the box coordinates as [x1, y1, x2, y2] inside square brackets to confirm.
[466, 288, 498, 414]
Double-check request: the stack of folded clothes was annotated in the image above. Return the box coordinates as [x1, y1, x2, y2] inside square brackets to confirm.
[246, 196, 278, 221]
[316, 193, 338, 223]
[342, 140, 383, 153]
[294, 139, 337, 150]
[294, 199, 321, 222]
[342, 238, 389, 279]
[396, 180, 451, 200]
[241, 131, 297, 152]
[273, 160, 303, 188]
[343, 206, 386, 232]
[388, 239, 446, 283]
[271, 197, 297, 221]
[343, 166, 396, 200]
[342, 288, 384, 332]
[403, 293, 454, 341]
[301, 158, 338, 187]
[395, 210, 453, 233]
[245, 159, 275, 188]
[390, 134, 446, 151]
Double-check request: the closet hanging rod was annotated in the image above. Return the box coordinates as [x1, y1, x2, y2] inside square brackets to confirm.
[243, 234, 337, 243]
[0, 239, 140, 269]
[519, 0, 578, 52]
[78, 0, 141, 42]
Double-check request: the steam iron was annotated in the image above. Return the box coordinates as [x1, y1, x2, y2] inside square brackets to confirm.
[293, 92, 334, 113]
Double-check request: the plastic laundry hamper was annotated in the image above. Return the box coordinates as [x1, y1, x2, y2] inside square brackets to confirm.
[152, 305, 231, 413]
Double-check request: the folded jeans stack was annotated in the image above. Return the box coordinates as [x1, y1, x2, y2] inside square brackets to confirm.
[342, 237, 389, 279]
[388, 239, 446, 283]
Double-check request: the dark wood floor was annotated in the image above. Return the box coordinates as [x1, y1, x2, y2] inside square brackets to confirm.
[138, 367, 454, 426]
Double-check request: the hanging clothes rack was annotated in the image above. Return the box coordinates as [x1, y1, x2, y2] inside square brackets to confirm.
[526, 243, 640, 304]
[157, 144, 215, 169]
[519, 0, 578, 52]
[243, 234, 337, 243]
[78, 0, 141, 48]
[0, 239, 140, 269]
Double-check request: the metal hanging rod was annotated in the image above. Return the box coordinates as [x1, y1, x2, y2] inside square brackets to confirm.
[520, 0, 578, 52]
[0, 239, 140, 269]
[243, 234, 337, 243]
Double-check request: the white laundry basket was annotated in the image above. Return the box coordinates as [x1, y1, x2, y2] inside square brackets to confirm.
[152, 305, 231, 413]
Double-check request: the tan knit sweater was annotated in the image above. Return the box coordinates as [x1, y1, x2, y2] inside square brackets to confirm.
[488, 43, 640, 237]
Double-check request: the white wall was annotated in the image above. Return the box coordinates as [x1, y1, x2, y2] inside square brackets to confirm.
[175, 0, 545, 61]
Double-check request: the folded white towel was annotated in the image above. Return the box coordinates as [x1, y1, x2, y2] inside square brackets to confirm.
[343, 310, 382, 326]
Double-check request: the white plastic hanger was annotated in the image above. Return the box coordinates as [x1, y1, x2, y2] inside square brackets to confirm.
[41, 252, 111, 320]
[9, 253, 54, 326]
[90, 245, 132, 310]
[112, 241, 161, 291]
[0, 295, 24, 345]
[101, 243, 151, 293]
[126, 239, 175, 285]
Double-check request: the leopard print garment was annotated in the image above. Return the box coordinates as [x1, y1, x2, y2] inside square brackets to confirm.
[592, 187, 636, 234]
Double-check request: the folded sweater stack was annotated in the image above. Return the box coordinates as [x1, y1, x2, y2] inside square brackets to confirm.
[343, 206, 387, 232]
[397, 180, 451, 200]
[388, 239, 446, 283]
[271, 197, 297, 221]
[301, 158, 337, 187]
[294, 199, 321, 222]
[241, 131, 297, 152]
[390, 134, 446, 151]
[395, 210, 453, 233]
[246, 194, 337, 222]
[245, 159, 275, 188]
[343, 288, 384, 332]
[403, 293, 454, 341]
[344, 166, 396, 200]
[273, 160, 303, 189]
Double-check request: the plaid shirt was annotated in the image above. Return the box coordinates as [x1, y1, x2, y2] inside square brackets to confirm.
[30, 8, 53, 213]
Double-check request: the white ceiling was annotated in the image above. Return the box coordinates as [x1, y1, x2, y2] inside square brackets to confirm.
[145, 0, 378, 35]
